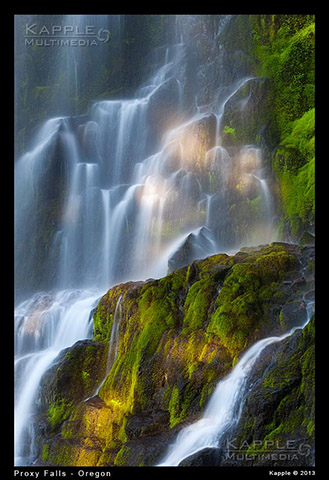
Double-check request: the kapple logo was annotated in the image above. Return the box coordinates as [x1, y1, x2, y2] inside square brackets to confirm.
[97, 28, 111, 43]
[24, 23, 111, 47]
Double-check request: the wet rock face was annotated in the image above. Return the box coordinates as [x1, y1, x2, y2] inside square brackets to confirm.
[36, 243, 314, 466]
[125, 409, 170, 439]
[38, 340, 108, 433]
[221, 77, 271, 147]
[280, 300, 308, 330]
[147, 77, 181, 145]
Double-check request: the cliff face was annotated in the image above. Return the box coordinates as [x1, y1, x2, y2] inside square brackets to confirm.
[35, 242, 314, 466]
[15, 15, 172, 152]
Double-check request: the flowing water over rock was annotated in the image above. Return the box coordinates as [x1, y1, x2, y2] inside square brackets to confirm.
[14, 15, 278, 464]
[158, 301, 314, 466]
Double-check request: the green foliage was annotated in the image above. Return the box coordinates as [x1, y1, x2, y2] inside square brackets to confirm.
[274, 109, 315, 236]
[222, 125, 237, 145]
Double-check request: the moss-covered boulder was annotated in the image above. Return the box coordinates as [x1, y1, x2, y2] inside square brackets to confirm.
[38, 340, 108, 434]
[36, 242, 314, 466]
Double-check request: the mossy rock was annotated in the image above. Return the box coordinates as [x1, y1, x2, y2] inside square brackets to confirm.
[36, 242, 314, 466]
[39, 340, 108, 432]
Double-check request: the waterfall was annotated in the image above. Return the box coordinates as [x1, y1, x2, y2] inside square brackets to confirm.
[158, 301, 314, 466]
[14, 14, 277, 465]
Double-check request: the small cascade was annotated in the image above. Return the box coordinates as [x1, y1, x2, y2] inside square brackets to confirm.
[93, 295, 123, 396]
[158, 303, 314, 466]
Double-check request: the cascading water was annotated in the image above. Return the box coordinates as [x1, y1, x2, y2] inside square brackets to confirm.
[94, 295, 123, 396]
[158, 300, 315, 466]
[14, 289, 101, 465]
[14, 14, 276, 465]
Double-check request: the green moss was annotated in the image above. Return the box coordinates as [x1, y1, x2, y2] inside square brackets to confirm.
[39, 243, 312, 466]
[168, 386, 180, 427]
[114, 446, 131, 466]
[41, 443, 50, 462]
[228, 315, 314, 464]
[182, 278, 217, 332]
[47, 399, 73, 430]
[207, 245, 298, 355]
[262, 319, 314, 447]
[274, 107, 315, 237]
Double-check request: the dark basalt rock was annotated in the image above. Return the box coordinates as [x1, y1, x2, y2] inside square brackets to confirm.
[299, 231, 315, 246]
[280, 300, 308, 330]
[168, 226, 217, 272]
[221, 318, 315, 467]
[147, 77, 181, 145]
[125, 409, 170, 439]
[221, 77, 270, 146]
[38, 340, 107, 419]
[178, 447, 223, 466]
